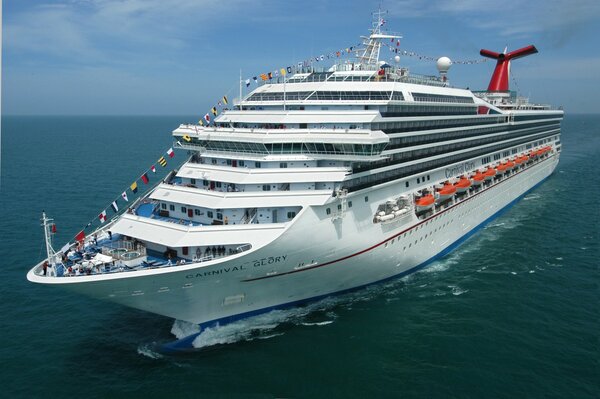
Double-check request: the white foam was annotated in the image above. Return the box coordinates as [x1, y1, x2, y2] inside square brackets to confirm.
[171, 319, 201, 340]
[300, 320, 334, 327]
[170, 297, 344, 349]
[511, 271, 517, 275]
[137, 343, 164, 359]
[449, 285, 469, 296]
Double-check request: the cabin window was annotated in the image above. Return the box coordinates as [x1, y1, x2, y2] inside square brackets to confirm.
[287, 211, 296, 219]
[203, 180, 209, 186]
[255, 161, 261, 168]
[348, 201, 353, 208]
[280, 162, 288, 168]
[194, 209, 201, 216]
[207, 211, 214, 218]
[326, 208, 331, 215]
[405, 182, 409, 187]
[262, 185, 271, 191]
[181, 206, 187, 213]
[239, 160, 245, 167]
[169, 204, 175, 211]
[161, 203, 166, 209]
[216, 212, 223, 220]
[191, 178, 196, 185]
[337, 204, 342, 210]
[364, 196, 368, 202]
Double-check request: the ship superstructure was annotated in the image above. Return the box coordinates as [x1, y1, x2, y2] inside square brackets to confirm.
[28, 16, 562, 345]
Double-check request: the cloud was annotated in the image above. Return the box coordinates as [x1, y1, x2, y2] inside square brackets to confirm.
[4, 0, 254, 66]
[388, 0, 600, 41]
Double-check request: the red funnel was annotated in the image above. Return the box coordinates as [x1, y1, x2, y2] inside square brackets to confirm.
[480, 45, 537, 92]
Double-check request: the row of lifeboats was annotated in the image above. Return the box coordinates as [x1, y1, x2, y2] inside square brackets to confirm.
[414, 146, 553, 213]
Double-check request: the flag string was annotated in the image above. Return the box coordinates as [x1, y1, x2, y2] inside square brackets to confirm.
[66, 146, 178, 246]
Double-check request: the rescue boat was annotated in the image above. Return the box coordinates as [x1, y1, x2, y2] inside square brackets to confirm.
[454, 177, 472, 193]
[415, 194, 435, 212]
[484, 167, 496, 180]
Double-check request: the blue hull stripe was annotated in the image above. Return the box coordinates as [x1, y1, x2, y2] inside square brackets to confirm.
[162, 164, 554, 352]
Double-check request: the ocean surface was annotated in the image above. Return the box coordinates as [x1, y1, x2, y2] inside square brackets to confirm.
[0, 115, 598, 398]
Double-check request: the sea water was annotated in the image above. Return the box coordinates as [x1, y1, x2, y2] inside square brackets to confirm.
[1, 115, 598, 398]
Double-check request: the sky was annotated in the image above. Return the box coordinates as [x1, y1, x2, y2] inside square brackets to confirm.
[3, 0, 600, 115]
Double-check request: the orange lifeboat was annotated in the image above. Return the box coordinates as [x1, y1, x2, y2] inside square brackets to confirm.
[471, 171, 485, 185]
[514, 157, 523, 165]
[437, 183, 457, 201]
[496, 163, 508, 173]
[506, 160, 515, 170]
[454, 177, 472, 193]
[415, 194, 435, 212]
[484, 167, 496, 180]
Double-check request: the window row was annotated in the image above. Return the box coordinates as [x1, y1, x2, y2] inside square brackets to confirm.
[412, 92, 475, 104]
[345, 131, 556, 192]
[385, 122, 560, 150]
[246, 90, 404, 102]
[189, 139, 387, 156]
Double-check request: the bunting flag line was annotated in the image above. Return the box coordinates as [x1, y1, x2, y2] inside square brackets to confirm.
[198, 119, 204, 126]
[130, 181, 138, 193]
[151, 165, 156, 173]
[111, 201, 119, 212]
[382, 41, 488, 65]
[211, 107, 218, 116]
[99, 211, 107, 223]
[222, 96, 228, 105]
[167, 148, 175, 158]
[51, 224, 57, 233]
[121, 192, 129, 202]
[204, 113, 211, 124]
[141, 173, 149, 184]
[183, 134, 192, 142]
[245, 79, 250, 87]
[158, 156, 167, 167]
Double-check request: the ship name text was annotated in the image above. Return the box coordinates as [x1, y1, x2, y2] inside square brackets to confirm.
[445, 161, 476, 179]
[186, 255, 287, 279]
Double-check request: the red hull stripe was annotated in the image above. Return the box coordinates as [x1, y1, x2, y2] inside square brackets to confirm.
[242, 154, 554, 283]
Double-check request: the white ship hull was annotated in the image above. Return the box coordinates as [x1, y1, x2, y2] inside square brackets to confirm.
[31, 153, 558, 328]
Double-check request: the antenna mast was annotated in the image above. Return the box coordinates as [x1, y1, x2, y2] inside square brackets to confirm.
[41, 211, 60, 268]
[358, 8, 402, 65]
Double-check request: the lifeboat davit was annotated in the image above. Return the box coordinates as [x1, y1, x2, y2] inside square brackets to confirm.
[471, 171, 485, 185]
[484, 167, 496, 180]
[437, 183, 457, 201]
[454, 177, 472, 193]
[415, 194, 435, 212]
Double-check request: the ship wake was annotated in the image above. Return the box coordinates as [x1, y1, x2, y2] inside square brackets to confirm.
[168, 298, 342, 350]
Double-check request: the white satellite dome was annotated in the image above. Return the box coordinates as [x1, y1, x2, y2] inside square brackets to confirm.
[394, 55, 401, 64]
[436, 56, 452, 73]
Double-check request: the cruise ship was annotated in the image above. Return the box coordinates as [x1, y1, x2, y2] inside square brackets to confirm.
[27, 16, 562, 348]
